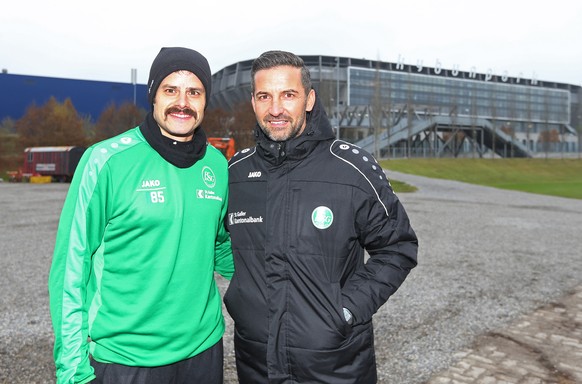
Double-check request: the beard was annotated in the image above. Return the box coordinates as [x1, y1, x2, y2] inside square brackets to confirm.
[258, 113, 306, 142]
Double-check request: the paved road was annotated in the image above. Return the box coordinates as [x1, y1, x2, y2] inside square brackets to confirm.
[426, 284, 582, 383]
[1, 170, 581, 383]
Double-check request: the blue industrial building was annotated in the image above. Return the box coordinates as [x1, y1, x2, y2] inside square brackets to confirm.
[0, 72, 148, 122]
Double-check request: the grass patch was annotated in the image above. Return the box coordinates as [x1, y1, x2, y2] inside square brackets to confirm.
[389, 179, 417, 193]
[380, 158, 582, 199]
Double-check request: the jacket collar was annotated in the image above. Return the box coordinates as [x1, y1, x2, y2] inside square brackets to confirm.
[139, 112, 207, 168]
[255, 91, 335, 165]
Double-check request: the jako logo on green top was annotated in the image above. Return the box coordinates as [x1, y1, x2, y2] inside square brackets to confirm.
[311, 206, 333, 229]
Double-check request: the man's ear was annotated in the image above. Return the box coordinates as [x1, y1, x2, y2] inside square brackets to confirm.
[306, 89, 316, 112]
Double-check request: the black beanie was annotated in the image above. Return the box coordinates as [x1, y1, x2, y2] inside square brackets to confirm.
[147, 47, 212, 109]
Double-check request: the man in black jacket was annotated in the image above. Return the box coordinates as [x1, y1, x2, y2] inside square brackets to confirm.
[225, 50, 418, 383]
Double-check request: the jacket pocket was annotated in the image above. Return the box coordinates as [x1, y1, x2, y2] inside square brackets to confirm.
[288, 321, 376, 384]
[287, 280, 352, 350]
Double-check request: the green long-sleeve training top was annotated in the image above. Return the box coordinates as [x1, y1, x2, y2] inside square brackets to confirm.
[49, 127, 233, 384]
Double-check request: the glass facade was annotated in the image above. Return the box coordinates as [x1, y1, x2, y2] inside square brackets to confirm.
[349, 67, 570, 125]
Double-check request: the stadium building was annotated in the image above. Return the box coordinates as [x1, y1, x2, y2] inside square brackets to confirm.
[209, 55, 581, 158]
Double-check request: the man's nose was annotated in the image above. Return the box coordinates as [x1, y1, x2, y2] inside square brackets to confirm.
[269, 98, 284, 115]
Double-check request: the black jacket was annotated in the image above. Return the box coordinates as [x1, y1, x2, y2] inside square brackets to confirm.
[225, 96, 418, 383]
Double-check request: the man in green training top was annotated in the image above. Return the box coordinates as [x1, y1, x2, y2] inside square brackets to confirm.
[49, 47, 233, 384]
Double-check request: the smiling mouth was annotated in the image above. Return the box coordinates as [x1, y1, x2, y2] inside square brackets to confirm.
[269, 119, 289, 127]
[170, 112, 191, 119]
[265, 114, 292, 127]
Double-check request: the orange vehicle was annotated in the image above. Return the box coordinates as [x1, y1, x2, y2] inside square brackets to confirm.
[208, 137, 236, 160]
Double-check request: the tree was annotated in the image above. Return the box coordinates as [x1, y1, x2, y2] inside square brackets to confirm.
[370, 61, 383, 159]
[542, 91, 551, 159]
[538, 129, 560, 155]
[204, 107, 232, 138]
[93, 102, 146, 143]
[577, 87, 582, 159]
[0, 130, 21, 175]
[526, 86, 533, 154]
[469, 82, 478, 158]
[0, 117, 16, 134]
[15, 97, 87, 148]
[232, 102, 257, 150]
[405, 73, 414, 157]
[507, 88, 517, 158]
[384, 72, 394, 158]
[205, 102, 256, 151]
[489, 85, 498, 158]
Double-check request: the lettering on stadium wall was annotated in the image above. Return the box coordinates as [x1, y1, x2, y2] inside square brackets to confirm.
[394, 54, 538, 85]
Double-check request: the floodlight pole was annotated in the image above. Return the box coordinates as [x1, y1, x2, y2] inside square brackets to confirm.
[131, 68, 137, 105]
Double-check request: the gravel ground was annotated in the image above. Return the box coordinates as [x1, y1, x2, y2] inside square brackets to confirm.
[1, 171, 581, 384]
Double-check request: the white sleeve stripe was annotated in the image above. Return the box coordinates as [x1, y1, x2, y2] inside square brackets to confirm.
[228, 147, 256, 169]
[329, 140, 389, 217]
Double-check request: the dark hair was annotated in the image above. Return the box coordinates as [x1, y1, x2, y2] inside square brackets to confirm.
[250, 50, 312, 95]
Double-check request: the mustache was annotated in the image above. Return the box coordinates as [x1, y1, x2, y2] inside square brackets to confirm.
[165, 106, 197, 118]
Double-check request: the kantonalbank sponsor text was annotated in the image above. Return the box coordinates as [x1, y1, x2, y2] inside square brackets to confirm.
[229, 211, 264, 225]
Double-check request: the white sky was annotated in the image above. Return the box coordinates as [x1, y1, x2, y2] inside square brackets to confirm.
[2, 0, 581, 86]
